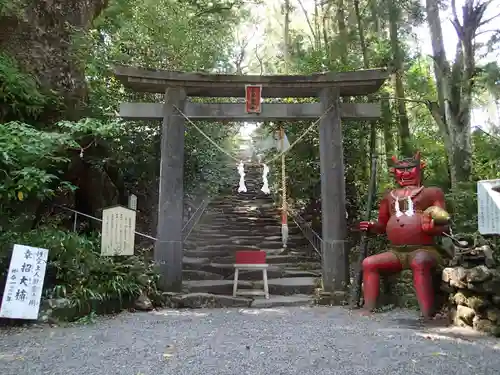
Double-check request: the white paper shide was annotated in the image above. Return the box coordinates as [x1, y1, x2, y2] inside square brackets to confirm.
[0, 245, 49, 320]
[261, 164, 270, 194]
[237, 161, 247, 193]
[101, 205, 137, 256]
[477, 179, 500, 235]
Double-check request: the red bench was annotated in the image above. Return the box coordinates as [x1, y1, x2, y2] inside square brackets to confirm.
[233, 250, 269, 299]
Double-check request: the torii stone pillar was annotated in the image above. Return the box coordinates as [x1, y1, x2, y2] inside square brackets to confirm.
[156, 87, 186, 291]
[319, 88, 348, 294]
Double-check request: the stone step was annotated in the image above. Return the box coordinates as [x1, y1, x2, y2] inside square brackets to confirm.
[210, 198, 274, 204]
[212, 199, 274, 205]
[183, 256, 211, 269]
[188, 229, 228, 237]
[182, 278, 317, 297]
[225, 267, 321, 280]
[186, 234, 306, 244]
[250, 294, 314, 308]
[198, 244, 261, 252]
[183, 239, 259, 248]
[205, 207, 277, 214]
[187, 241, 297, 252]
[201, 214, 279, 221]
[262, 225, 301, 235]
[254, 277, 318, 295]
[213, 228, 267, 236]
[211, 254, 312, 265]
[183, 247, 291, 261]
[208, 218, 280, 226]
[204, 216, 281, 223]
[184, 237, 233, 246]
[183, 246, 260, 258]
[225, 238, 267, 247]
[193, 226, 284, 234]
[185, 257, 320, 273]
[208, 206, 275, 212]
[185, 262, 235, 277]
[183, 279, 253, 295]
[183, 249, 234, 258]
[183, 270, 225, 281]
[255, 240, 286, 250]
[168, 292, 252, 308]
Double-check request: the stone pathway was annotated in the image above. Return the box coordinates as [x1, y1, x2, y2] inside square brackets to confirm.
[182, 164, 320, 307]
[1, 307, 498, 375]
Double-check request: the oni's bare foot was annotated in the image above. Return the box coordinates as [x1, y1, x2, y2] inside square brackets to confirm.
[360, 308, 374, 316]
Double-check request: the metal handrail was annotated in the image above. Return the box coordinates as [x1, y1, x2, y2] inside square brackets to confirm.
[54, 204, 157, 241]
[182, 198, 210, 241]
[288, 206, 322, 257]
[54, 196, 211, 242]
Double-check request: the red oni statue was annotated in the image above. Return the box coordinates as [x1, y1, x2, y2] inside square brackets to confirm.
[359, 151, 450, 318]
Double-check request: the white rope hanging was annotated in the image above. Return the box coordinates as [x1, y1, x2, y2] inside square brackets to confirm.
[261, 164, 270, 194]
[237, 161, 247, 193]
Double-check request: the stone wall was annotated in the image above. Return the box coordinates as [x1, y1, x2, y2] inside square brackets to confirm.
[442, 245, 500, 336]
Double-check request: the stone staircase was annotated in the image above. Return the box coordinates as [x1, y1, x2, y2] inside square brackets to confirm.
[181, 164, 321, 308]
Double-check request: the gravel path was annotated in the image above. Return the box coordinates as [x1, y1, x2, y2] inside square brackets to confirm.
[0, 306, 499, 375]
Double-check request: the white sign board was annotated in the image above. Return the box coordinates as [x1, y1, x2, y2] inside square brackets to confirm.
[477, 179, 500, 234]
[101, 205, 136, 256]
[0, 245, 49, 320]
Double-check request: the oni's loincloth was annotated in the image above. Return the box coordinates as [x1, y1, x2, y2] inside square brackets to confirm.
[389, 245, 443, 269]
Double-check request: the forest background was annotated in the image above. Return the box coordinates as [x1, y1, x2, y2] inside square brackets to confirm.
[0, 0, 499, 317]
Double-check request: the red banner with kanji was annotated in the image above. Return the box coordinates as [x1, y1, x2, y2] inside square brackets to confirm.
[245, 85, 262, 113]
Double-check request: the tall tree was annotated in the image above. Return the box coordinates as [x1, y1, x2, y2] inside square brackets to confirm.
[0, 0, 109, 121]
[425, 0, 499, 187]
[387, 0, 412, 156]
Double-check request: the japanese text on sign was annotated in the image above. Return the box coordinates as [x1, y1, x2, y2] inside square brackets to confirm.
[101, 205, 137, 256]
[0, 244, 49, 320]
[477, 179, 500, 235]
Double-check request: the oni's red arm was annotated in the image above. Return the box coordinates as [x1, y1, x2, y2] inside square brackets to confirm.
[371, 195, 390, 234]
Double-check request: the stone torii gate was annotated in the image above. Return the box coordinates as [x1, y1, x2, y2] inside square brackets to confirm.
[113, 66, 388, 297]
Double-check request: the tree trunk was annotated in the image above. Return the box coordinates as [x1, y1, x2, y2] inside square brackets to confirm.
[425, 0, 482, 187]
[336, 0, 348, 65]
[284, 0, 291, 72]
[353, 0, 373, 182]
[0, 0, 109, 122]
[388, 0, 412, 156]
[381, 93, 395, 167]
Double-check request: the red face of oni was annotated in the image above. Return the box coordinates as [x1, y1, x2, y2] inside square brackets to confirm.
[390, 152, 426, 187]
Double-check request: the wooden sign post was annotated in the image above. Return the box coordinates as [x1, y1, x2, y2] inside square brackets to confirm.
[101, 205, 137, 256]
[245, 85, 262, 114]
[0, 244, 49, 320]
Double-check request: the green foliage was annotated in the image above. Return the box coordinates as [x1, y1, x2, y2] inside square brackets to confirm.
[0, 0, 246, 321]
[0, 0, 26, 17]
[0, 53, 49, 121]
[0, 228, 160, 319]
[0, 121, 78, 203]
[472, 129, 500, 180]
[445, 182, 479, 234]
